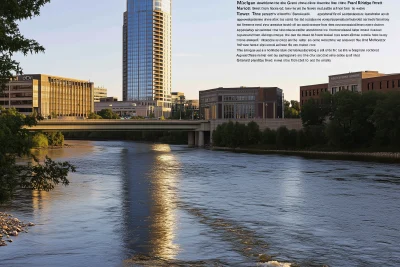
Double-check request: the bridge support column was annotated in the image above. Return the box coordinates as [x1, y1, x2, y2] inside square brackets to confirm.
[188, 131, 195, 147]
[198, 131, 204, 148]
[195, 131, 199, 147]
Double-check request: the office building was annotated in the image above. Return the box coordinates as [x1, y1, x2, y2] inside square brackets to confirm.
[171, 92, 185, 103]
[95, 100, 164, 118]
[100, 97, 118, 102]
[300, 71, 400, 105]
[199, 87, 284, 120]
[0, 74, 94, 117]
[123, 0, 172, 114]
[94, 87, 107, 102]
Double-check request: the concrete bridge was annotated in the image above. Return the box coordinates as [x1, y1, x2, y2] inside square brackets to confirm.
[27, 118, 302, 147]
[28, 119, 211, 147]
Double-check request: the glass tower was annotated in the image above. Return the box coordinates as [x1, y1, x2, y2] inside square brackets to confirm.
[123, 0, 172, 107]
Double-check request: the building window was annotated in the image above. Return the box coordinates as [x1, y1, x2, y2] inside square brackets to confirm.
[351, 85, 358, 92]
[380, 82, 382, 89]
[332, 87, 337, 94]
[392, 80, 395, 88]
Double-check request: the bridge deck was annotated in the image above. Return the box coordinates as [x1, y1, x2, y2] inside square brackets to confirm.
[28, 119, 209, 132]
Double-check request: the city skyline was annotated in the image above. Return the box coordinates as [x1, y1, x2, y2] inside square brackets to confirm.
[12, 0, 400, 102]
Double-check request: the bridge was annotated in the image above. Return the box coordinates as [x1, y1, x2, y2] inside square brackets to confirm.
[27, 118, 302, 147]
[27, 119, 211, 147]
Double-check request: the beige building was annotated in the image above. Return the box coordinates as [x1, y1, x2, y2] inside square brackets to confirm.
[94, 87, 107, 102]
[95, 100, 166, 118]
[300, 70, 398, 105]
[0, 74, 94, 117]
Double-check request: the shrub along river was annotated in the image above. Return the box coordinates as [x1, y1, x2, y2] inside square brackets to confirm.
[1, 141, 400, 266]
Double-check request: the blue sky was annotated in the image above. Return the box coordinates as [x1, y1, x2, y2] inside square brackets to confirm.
[15, 0, 400, 101]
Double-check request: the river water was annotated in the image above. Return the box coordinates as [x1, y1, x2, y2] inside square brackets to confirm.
[1, 141, 400, 267]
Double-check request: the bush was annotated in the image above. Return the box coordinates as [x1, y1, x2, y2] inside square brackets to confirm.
[45, 132, 64, 146]
[262, 128, 276, 147]
[276, 126, 290, 150]
[31, 133, 48, 148]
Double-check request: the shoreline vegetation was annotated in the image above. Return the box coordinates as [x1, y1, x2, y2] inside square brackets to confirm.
[212, 147, 400, 163]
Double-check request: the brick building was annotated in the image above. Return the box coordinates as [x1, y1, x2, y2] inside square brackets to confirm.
[300, 71, 400, 105]
[199, 87, 284, 120]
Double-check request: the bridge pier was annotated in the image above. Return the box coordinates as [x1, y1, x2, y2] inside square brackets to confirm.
[198, 131, 204, 147]
[188, 131, 195, 147]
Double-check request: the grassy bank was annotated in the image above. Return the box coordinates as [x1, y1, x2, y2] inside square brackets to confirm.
[212, 147, 400, 164]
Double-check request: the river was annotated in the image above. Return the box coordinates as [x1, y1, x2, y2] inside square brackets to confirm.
[1, 141, 400, 267]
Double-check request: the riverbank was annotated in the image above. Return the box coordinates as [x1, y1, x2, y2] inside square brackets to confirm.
[0, 212, 34, 247]
[212, 147, 400, 163]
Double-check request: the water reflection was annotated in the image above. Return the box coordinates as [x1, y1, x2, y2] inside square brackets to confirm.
[121, 143, 180, 262]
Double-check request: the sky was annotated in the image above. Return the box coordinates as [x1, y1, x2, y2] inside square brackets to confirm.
[15, 0, 400, 101]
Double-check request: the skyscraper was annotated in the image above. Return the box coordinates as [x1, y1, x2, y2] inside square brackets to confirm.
[123, 0, 172, 111]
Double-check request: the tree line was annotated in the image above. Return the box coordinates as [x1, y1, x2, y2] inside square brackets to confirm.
[213, 90, 400, 151]
[1, 0, 75, 203]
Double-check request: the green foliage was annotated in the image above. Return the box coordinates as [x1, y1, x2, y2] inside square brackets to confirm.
[19, 156, 75, 191]
[45, 131, 64, 146]
[262, 128, 276, 147]
[284, 100, 300, 118]
[0, 0, 51, 90]
[372, 92, 400, 148]
[0, 108, 75, 203]
[131, 116, 145, 120]
[296, 129, 308, 149]
[276, 126, 290, 149]
[98, 109, 120, 119]
[247, 121, 261, 145]
[0, 0, 75, 203]
[87, 112, 102, 119]
[212, 121, 262, 148]
[31, 133, 48, 148]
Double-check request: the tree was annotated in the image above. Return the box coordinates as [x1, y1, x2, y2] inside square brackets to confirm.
[247, 121, 261, 145]
[284, 100, 300, 118]
[301, 98, 329, 126]
[98, 109, 120, 119]
[372, 92, 400, 148]
[87, 112, 102, 119]
[0, 108, 75, 203]
[0, 1, 75, 203]
[0, 0, 51, 89]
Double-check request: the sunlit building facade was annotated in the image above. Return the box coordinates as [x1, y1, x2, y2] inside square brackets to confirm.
[123, 0, 172, 114]
[0, 74, 94, 117]
[300, 70, 400, 106]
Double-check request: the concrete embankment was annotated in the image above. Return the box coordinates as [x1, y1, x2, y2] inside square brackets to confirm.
[212, 147, 400, 163]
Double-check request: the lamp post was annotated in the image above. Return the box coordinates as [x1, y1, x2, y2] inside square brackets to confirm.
[265, 103, 268, 120]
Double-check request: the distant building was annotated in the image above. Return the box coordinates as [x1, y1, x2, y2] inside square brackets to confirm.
[300, 71, 400, 105]
[94, 87, 107, 102]
[199, 87, 284, 120]
[100, 97, 118, 102]
[123, 0, 172, 115]
[94, 100, 166, 118]
[0, 74, 94, 117]
[171, 92, 185, 103]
